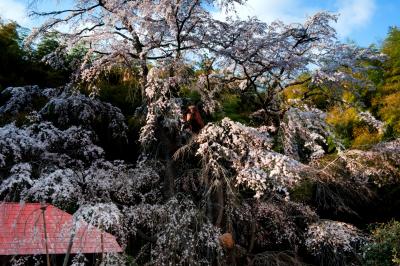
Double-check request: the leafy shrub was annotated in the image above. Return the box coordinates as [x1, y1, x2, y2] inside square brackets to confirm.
[326, 107, 383, 149]
[378, 92, 400, 137]
[363, 220, 400, 266]
[352, 127, 382, 149]
[212, 93, 253, 124]
[95, 68, 142, 116]
[326, 107, 358, 147]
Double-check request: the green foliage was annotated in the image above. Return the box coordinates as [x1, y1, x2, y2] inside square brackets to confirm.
[382, 27, 400, 70]
[127, 115, 144, 131]
[326, 106, 382, 149]
[178, 86, 201, 103]
[363, 220, 400, 266]
[326, 136, 337, 153]
[377, 91, 400, 138]
[98, 82, 141, 117]
[283, 73, 371, 112]
[98, 83, 140, 115]
[282, 74, 334, 110]
[0, 21, 24, 88]
[77, 67, 143, 116]
[66, 42, 89, 64]
[34, 32, 61, 61]
[290, 179, 316, 203]
[371, 27, 400, 137]
[212, 93, 252, 123]
[0, 20, 69, 89]
[326, 107, 358, 148]
[282, 28, 400, 145]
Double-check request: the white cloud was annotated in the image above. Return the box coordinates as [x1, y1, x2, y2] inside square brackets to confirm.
[335, 0, 376, 37]
[0, 0, 31, 26]
[215, 0, 376, 38]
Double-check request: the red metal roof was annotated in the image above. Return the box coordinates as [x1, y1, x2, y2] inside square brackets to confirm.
[0, 203, 122, 255]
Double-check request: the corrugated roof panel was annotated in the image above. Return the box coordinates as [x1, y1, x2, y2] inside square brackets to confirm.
[0, 203, 122, 255]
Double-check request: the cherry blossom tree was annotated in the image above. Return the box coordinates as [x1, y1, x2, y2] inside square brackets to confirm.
[0, 1, 396, 265]
[27, 0, 242, 93]
[201, 13, 383, 127]
[27, 1, 382, 149]
[0, 86, 225, 264]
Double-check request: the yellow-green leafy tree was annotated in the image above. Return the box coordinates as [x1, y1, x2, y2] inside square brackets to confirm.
[373, 27, 400, 137]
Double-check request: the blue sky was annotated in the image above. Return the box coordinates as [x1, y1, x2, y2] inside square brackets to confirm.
[0, 0, 399, 47]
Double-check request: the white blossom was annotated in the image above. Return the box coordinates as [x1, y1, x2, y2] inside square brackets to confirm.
[358, 111, 385, 134]
[340, 139, 400, 186]
[25, 168, 81, 204]
[193, 118, 304, 198]
[281, 106, 337, 162]
[305, 220, 366, 256]
[0, 86, 57, 116]
[40, 90, 128, 142]
[0, 163, 33, 195]
[124, 197, 223, 265]
[75, 203, 122, 231]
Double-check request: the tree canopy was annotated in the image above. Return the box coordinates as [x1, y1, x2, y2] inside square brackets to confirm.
[0, 1, 399, 265]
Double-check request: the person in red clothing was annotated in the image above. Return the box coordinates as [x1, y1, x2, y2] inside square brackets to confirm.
[183, 105, 204, 134]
